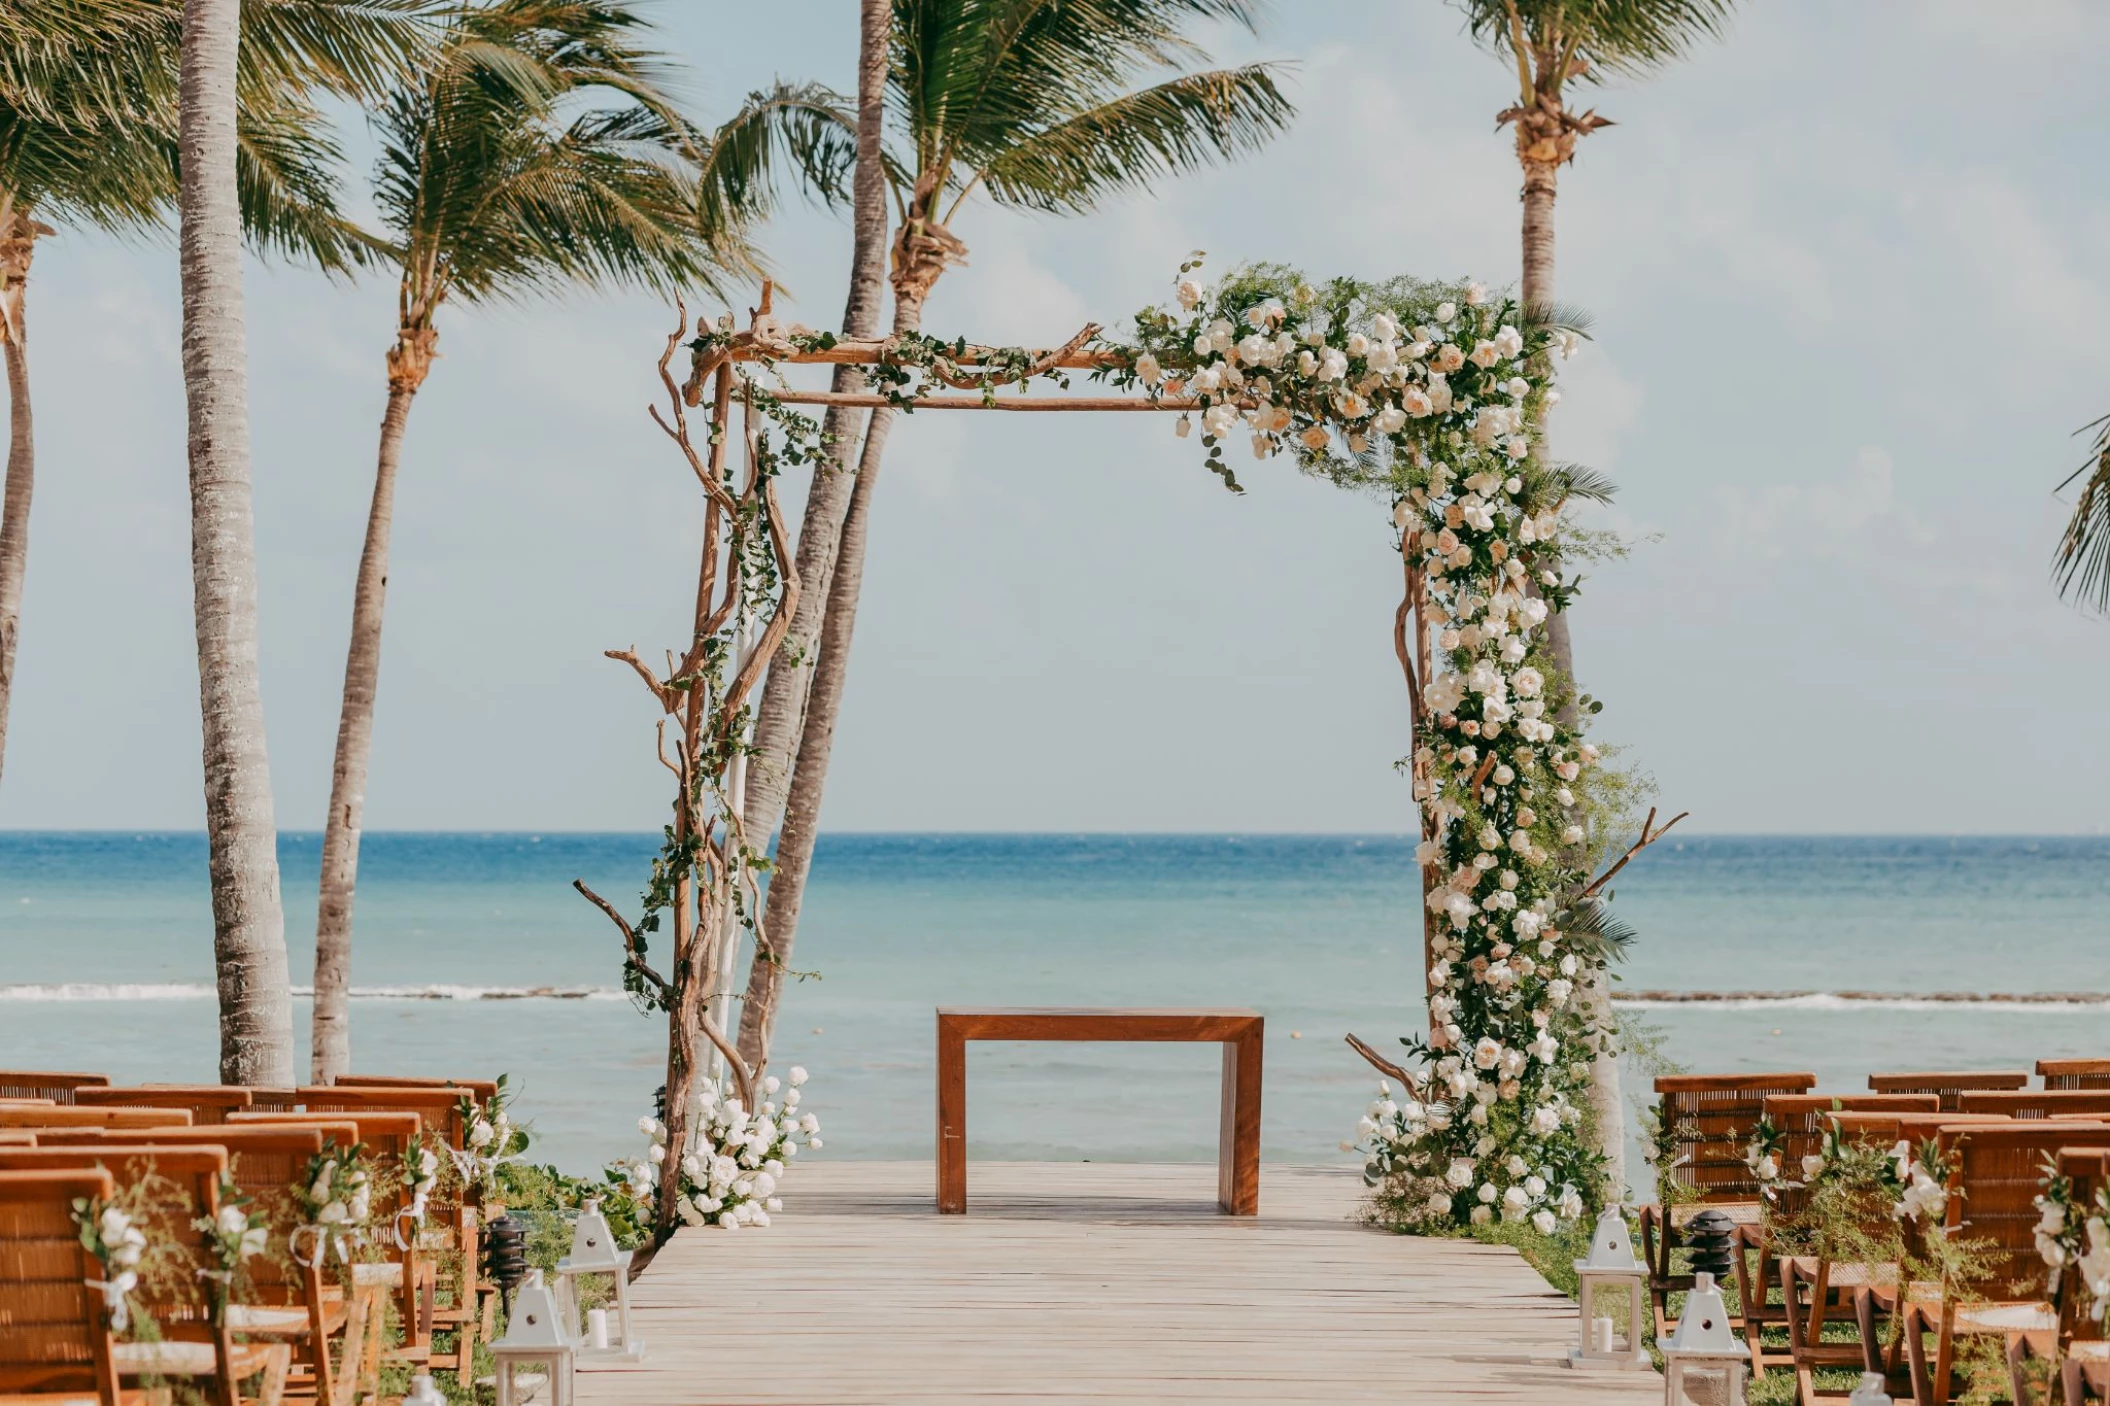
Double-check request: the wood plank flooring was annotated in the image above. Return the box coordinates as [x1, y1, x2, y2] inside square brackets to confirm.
[574, 1161, 1662, 1404]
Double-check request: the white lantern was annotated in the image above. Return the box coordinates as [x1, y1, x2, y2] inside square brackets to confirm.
[552, 1196, 644, 1362]
[1569, 1206, 1651, 1370]
[1662, 1272, 1747, 1406]
[1847, 1372, 1893, 1405]
[489, 1269, 576, 1406]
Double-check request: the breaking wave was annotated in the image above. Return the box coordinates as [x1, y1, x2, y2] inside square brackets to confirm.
[0, 983, 626, 1002]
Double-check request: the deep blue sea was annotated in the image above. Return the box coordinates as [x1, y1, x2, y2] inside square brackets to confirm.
[2, 833, 2106, 1192]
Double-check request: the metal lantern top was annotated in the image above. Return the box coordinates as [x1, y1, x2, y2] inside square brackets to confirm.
[1847, 1372, 1891, 1405]
[1681, 1207, 1739, 1281]
[492, 1269, 574, 1351]
[1574, 1206, 1646, 1274]
[564, 1197, 625, 1272]
[1665, 1272, 1740, 1354]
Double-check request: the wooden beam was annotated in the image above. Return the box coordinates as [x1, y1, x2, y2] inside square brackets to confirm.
[768, 390, 1195, 413]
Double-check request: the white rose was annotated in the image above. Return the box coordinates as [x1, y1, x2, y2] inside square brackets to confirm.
[1469, 340, 1501, 369]
[1532, 1209, 1558, 1235]
[1435, 301, 1457, 323]
[1133, 352, 1162, 385]
[1464, 282, 1487, 306]
[1177, 279, 1203, 309]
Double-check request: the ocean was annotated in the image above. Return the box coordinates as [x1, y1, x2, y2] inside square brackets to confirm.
[2, 833, 2106, 1191]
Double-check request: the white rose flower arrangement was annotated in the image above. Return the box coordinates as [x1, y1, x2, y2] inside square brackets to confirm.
[293, 1143, 375, 1268]
[73, 1192, 154, 1333]
[1108, 262, 1627, 1231]
[615, 1067, 819, 1233]
[2035, 1164, 2110, 1327]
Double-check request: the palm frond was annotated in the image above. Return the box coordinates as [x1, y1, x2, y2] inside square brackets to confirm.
[1548, 462, 1618, 507]
[2053, 412, 2110, 614]
[974, 62, 1293, 215]
[1557, 898, 1637, 964]
[1453, 0, 1737, 82]
[231, 96, 382, 273]
[695, 81, 857, 241]
[1521, 298, 1593, 338]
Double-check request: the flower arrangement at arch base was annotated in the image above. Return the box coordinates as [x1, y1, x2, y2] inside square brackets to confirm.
[607, 1067, 820, 1232]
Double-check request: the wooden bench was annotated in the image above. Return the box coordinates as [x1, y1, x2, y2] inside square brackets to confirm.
[935, 1007, 1263, 1216]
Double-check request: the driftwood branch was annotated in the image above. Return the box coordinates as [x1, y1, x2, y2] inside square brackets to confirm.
[695, 1008, 754, 1110]
[1575, 806, 1690, 902]
[605, 648, 676, 711]
[1345, 1032, 1418, 1089]
[573, 879, 672, 999]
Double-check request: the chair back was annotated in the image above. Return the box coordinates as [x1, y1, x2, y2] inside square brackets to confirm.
[1868, 1070, 2030, 1111]
[331, 1074, 498, 1107]
[288, 1086, 472, 1144]
[1957, 1089, 2110, 1120]
[1762, 1094, 1939, 1218]
[0, 1132, 33, 1146]
[0, 1146, 228, 1339]
[0, 1167, 119, 1399]
[2039, 1059, 2110, 1092]
[0, 1071, 108, 1104]
[1654, 1072, 1817, 1203]
[74, 1086, 254, 1125]
[0, 1105, 192, 1130]
[1939, 1123, 2110, 1299]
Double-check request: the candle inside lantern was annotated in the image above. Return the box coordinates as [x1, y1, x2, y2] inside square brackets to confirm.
[588, 1307, 610, 1351]
[1592, 1317, 1614, 1354]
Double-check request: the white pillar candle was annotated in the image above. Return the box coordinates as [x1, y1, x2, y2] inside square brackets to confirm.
[1592, 1317, 1614, 1354]
[588, 1307, 610, 1351]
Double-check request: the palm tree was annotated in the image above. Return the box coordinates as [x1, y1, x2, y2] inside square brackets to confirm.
[0, 0, 421, 786]
[308, 0, 855, 1081]
[1449, 0, 1735, 1187]
[2054, 414, 2110, 612]
[733, 0, 1294, 1069]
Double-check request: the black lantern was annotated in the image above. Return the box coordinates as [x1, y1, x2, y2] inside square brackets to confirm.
[1683, 1207, 1739, 1282]
[481, 1214, 530, 1320]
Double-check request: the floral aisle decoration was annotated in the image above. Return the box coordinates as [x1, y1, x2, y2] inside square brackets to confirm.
[452, 1078, 527, 1203]
[292, 1144, 375, 1269]
[2035, 1162, 2110, 1324]
[73, 1191, 154, 1333]
[611, 1067, 818, 1231]
[193, 1175, 270, 1318]
[401, 1133, 441, 1229]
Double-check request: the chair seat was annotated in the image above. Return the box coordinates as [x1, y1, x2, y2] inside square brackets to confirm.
[353, 1261, 406, 1288]
[1951, 1301, 2056, 1334]
[1783, 1256, 1898, 1290]
[112, 1339, 282, 1378]
[225, 1300, 345, 1337]
[1669, 1200, 1764, 1228]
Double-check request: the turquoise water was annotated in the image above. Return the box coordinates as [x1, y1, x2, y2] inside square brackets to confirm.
[2, 833, 2106, 1188]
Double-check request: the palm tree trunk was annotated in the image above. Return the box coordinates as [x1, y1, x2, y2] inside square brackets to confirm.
[737, 0, 892, 861]
[312, 337, 429, 1083]
[0, 216, 37, 787]
[737, 276, 924, 1069]
[179, 0, 295, 1087]
[734, 0, 892, 1068]
[1521, 143, 1624, 1192]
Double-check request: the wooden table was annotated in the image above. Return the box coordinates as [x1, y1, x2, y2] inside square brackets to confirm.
[935, 1007, 1264, 1216]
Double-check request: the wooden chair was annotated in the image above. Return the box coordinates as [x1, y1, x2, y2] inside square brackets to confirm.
[0, 1071, 108, 1103]
[32, 1126, 373, 1406]
[0, 1131, 35, 1146]
[2038, 1060, 2110, 1093]
[227, 1111, 429, 1357]
[1869, 1071, 2030, 1112]
[1642, 1072, 1818, 1342]
[0, 1167, 133, 1405]
[1752, 1094, 1939, 1381]
[1900, 1122, 2110, 1404]
[0, 1109, 191, 1132]
[73, 1089, 254, 1126]
[276, 1087, 484, 1386]
[0, 1146, 291, 1406]
[1957, 1090, 2110, 1120]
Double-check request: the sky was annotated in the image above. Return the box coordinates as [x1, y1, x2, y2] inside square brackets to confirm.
[3, 0, 2108, 835]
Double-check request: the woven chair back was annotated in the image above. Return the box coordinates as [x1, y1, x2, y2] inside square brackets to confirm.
[1941, 1123, 2110, 1298]
[1957, 1090, 2110, 1120]
[0, 1071, 108, 1104]
[1868, 1070, 2030, 1111]
[2039, 1060, 2110, 1092]
[0, 1105, 192, 1130]
[0, 1167, 117, 1396]
[1654, 1072, 1817, 1202]
[75, 1086, 256, 1125]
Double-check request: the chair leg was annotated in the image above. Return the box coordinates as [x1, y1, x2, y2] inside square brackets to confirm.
[1734, 1229, 1766, 1380]
[1902, 1304, 1933, 1406]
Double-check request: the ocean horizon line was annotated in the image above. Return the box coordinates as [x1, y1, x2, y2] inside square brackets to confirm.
[4, 828, 2109, 841]
[4, 982, 2106, 1011]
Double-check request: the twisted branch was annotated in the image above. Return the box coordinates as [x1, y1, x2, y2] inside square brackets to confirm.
[573, 880, 671, 1000]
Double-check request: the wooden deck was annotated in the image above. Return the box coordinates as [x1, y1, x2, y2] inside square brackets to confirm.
[575, 1161, 1663, 1403]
